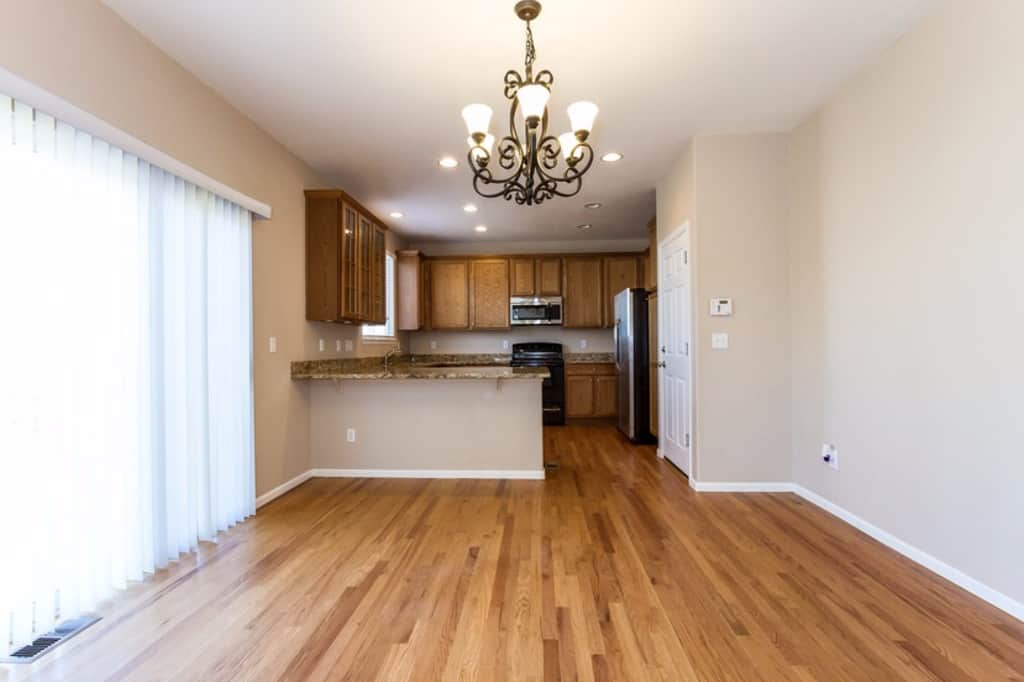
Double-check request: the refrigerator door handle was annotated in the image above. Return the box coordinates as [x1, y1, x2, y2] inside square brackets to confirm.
[613, 318, 620, 367]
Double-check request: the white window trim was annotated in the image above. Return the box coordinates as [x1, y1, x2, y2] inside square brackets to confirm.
[362, 251, 397, 341]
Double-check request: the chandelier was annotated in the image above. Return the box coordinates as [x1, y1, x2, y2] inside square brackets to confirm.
[461, 0, 598, 206]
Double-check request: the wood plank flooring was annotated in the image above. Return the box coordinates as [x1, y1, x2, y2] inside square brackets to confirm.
[3, 424, 1022, 681]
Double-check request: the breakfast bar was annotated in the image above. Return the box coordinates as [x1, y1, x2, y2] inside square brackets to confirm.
[291, 357, 548, 478]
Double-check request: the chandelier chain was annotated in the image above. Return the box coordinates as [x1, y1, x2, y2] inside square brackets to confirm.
[524, 22, 536, 80]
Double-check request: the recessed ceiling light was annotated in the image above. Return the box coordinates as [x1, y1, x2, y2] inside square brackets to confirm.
[601, 152, 623, 163]
[388, 211, 404, 219]
[463, 203, 478, 213]
[438, 156, 459, 168]
[584, 202, 602, 209]
[474, 225, 488, 233]
[576, 223, 592, 230]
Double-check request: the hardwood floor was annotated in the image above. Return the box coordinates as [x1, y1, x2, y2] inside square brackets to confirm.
[4, 424, 1022, 681]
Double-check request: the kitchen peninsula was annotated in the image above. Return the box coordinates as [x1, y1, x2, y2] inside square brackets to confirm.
[292, 355, 549, 479]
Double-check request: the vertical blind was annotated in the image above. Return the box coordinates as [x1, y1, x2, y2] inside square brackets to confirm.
[0, 94, 255, 654]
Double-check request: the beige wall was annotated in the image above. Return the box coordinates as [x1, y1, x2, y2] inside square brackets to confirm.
[0, 0, 400, 496]
[787, 0, 1024, 605]
[310, 380, 543, 473]
[408, 328, 613, 355]
[657, 136, 792, 483]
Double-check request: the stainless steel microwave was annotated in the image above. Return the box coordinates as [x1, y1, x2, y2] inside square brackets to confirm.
[510, 296, 563, 326]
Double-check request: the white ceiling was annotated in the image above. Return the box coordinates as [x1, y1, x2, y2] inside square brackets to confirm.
[104, 0, 936, 243]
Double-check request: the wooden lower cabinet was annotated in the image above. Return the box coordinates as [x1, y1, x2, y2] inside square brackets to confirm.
[565, 363, 617, 418]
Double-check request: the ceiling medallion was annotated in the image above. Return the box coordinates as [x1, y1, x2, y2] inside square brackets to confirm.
[461, 0, 598, 206]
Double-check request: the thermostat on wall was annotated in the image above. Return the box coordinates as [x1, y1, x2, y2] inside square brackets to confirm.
[710, 298, 733, 316]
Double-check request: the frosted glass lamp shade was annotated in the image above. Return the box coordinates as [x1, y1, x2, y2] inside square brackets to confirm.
[462, 103, 493, 139]
[567, 101, 599, 139]
[517, 84, 551, 123]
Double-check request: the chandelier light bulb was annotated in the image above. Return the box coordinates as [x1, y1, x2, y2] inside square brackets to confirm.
[517, 84, 551, 125]
[568, 101, 599, 139]
[467, 134, 495, 165]
[558, 132, 583, 163]
[462, 103, 493, 139]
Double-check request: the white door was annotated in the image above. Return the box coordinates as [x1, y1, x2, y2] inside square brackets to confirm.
[659, 225, 691, 475]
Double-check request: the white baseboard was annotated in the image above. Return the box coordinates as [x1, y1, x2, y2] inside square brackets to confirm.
[309, 468, 546, 480]
[690, 481, 793, 493]
[791, 484, 1024, 623]
[255, 470, 312, 508]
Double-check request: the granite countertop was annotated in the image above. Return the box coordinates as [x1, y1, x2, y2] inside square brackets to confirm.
[291, 356, 548, 381]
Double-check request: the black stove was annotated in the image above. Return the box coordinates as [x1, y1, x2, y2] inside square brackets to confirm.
[511, 342, 565, 425]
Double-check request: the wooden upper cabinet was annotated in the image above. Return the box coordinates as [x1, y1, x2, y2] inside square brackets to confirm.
[397, 250, 422, 331]
[429, 260, 470, 329]
[511, 257, 562, 297]
[369, 223, 387, 324]
[304, 190, 388, 324]
[305, 195, 341, 321]
[603, 256, 641, 328]
[470, 259, 510, 330]
[645, 216, 658, 291]
[537, 257, 562, 296]
[563, 256, 604, 328]
[511, 258, 536, 296]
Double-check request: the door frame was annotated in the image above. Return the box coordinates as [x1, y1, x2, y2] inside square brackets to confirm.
[657, 222, 694, 480]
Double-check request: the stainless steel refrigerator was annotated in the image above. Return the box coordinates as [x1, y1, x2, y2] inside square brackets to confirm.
[613, 288, 656, 444]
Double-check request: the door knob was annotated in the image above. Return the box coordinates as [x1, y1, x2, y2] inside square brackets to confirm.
[660, 345, 666, 353]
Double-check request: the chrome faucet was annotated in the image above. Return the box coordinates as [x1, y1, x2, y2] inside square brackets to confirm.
[383, 344, 402, 373]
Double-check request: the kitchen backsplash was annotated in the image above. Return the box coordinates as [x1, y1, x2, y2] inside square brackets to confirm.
[407, 327, 614, 355]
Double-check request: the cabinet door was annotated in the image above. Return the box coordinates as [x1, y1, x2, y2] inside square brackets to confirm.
[340, 202, 360, 320]
[537, 257, 562, 296]
[370, 224, 386, 324]
[565, 375, 595, 417]
[470, 259, 510, 329]
[397, 251, 421, 331]
[429, 260, 470, 329]
[510, 258, 536, 297]
[594, 376, 618, 417]
[356, 213, 375, 320]
[563, 257, 604, 328]
[603, 256, 640, 327]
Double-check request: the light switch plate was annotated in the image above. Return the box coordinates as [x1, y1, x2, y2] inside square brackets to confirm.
[336, 340, 342, 352]
[344, 339, 354, 352]
[502, 339, 509, 350]
[580, 339, 588, 349]
[346, 428, 356, 443]
[430, 340, 438, 350]
[710, 298, 733, 316]
[269, 336, 277, 353]
[318, 338, 326, 352]
[711, 332, 729, 350]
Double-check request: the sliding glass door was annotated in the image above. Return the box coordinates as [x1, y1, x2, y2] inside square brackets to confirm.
[0, 94, 255, 655]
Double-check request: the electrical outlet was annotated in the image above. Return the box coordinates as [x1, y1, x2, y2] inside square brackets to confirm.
[430, 340, 438, 350]
[580, 339, 588, 349]
[821, 443, 839, 470]
[269, 336, 277, 353]
[344, 339, 354, 352]
[502, 339, 509, 350]
[711, 332, 729, 350]
[346, 428, 356, 443]
[318, 338, 326, 352]
[336, 339, 342, 352]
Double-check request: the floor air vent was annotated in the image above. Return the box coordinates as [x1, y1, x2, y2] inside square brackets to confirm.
[2, 615, 101, 664]
[544, 461, 560, 470]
